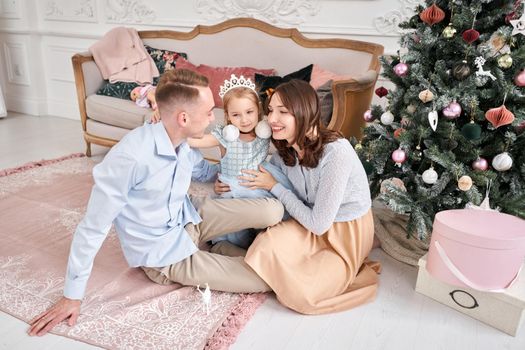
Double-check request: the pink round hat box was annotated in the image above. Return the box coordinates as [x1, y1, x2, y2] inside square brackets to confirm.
[427, 209, 525, 291]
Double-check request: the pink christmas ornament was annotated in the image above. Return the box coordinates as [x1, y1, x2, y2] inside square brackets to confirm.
[472, 157, 489, 171]
[392, 149, 407, 165]
[394, 63, 409, 77]
[363, 109, 375, 122]
[515, 70, 525, 87]
[442, 101, 462, 119]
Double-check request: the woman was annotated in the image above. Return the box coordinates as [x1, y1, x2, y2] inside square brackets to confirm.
[220, 79, 380, 314]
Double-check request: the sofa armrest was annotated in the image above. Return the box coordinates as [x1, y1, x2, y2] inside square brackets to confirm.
[72, 52, 104, 133]
[328, 69, 379, 140]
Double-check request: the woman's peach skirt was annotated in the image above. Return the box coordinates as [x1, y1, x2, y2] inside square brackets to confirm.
[245, 209, 380, 314]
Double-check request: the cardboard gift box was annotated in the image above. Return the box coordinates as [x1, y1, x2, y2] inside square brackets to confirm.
[416, 254, 525, 336]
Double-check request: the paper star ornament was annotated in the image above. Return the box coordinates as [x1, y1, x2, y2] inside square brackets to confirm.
[510, 1, 525, 36]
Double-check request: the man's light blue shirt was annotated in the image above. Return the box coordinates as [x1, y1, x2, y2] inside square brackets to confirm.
[64, 122, 218, 300]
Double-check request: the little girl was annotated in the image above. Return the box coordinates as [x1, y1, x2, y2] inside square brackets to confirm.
[188, 74, 292, 248]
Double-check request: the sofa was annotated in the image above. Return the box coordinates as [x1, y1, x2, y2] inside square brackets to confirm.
[72, 18, 384, 159]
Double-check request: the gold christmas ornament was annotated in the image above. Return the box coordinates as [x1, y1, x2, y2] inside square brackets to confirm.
[354, 142, 363, 150]
[497, 53, 513, 69]
[458, 175, 473, 191]
[442, 25, 457, 38]
[418, 89, 434, 103]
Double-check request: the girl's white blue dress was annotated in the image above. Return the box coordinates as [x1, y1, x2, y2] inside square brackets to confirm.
[211, 124, 292, 248]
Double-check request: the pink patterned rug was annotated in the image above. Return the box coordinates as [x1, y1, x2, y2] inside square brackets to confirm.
[0, 154, 267, 350]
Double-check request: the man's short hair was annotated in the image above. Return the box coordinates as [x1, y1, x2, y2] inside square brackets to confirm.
[155, 69, 209, 115]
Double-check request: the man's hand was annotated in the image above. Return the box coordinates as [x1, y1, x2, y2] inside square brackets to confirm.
[28, 297, 81, 336]
[214, 176, 231, 195]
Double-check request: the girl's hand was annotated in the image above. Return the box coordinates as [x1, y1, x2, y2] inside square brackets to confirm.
[238, 165, 277, 191]
[150, 110, 161, 124]
[214, 176, 231, 195]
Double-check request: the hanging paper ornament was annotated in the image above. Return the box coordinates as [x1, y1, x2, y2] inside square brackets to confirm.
[381, 111, 394, 125]
[461, 121, 481, 140]
[458, 175, 473, 191]
[394, 63, 409, 77]
[428, 110, 438, 131]
[391, 149, 407, 166]
[393, 128, 406, 139]
[419, 3, 445, 25]
[492, 152, 513, 171]
[452, 60, 471, 80]
[510, 1, 525, 36]
[442, 25, 457, 38]
[485, 105, 515, 128]
[443, 101, 462, 119]
[474, 56, 496, 81]
[406, 104, 417, 114]
[462, 29, 480, 44]
[497, 54, 513, 69]
[472, 157, 489, 171]
[422, 167, 439, 184]
[514, 69, 525, 86]
[418, 89, 434, 103]
[363, 109, 375, 122]
[375, 86, 388, 98]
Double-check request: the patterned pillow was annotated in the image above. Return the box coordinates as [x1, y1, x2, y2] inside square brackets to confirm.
[255, 64, 313, 106]
[96, 45, 187, 100]
[175, 57, 276, 108]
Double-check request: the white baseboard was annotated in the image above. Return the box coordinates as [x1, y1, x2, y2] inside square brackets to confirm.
[5, 95, 46, 116]
[47, 99, 80, 120]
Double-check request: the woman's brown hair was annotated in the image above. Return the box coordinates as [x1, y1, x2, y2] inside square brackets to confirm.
[269, 79, 342, 168]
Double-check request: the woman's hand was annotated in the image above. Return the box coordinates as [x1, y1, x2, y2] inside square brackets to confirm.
[149, 110, 161, 124]
[239, 165, 277, 191]
[214, 176, 231, 195]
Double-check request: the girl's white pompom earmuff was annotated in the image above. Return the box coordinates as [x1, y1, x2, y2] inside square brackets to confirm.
[255, 120, 272, 139]
[222, 124, 240, 142]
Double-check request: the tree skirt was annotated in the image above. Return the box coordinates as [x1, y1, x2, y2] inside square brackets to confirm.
[0, 154, 266, 350]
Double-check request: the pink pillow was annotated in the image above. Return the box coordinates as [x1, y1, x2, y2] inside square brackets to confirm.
[310, 64, 352, 89]
[175, 57, 275, 107]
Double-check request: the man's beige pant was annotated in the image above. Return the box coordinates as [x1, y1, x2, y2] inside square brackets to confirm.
[142, 196, 283, 293]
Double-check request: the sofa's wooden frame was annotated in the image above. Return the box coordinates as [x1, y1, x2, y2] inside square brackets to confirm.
[72, 17, 384, 156]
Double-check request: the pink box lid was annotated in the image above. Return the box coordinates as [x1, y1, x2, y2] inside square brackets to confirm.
[433, 209, 525, 250]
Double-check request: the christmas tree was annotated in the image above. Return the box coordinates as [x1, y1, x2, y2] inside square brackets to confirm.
[357, 0, 525, 239]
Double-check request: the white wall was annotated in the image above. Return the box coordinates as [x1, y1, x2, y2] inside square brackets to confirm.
[0, 0, 419, 120]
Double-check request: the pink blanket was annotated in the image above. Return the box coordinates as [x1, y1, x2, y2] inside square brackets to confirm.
[0, 154, 266, 350]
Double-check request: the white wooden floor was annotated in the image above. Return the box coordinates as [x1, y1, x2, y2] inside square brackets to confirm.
[1, 113, 524, 350]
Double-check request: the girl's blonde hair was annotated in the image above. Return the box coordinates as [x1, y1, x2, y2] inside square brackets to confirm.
[222, 87, 263, 124]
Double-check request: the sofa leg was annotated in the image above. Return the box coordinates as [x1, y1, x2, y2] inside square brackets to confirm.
[85, 141, 92, 157]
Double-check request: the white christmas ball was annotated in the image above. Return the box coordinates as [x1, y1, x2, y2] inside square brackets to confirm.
[380, 111, 395, 125]
[492, 152, 513, 172]
[422, 167, 438, 184]
[222, 124, 240, 142]
[255, 120, 272, 139]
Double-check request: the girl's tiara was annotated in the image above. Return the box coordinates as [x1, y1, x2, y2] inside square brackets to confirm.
[218, 74, 256, 99]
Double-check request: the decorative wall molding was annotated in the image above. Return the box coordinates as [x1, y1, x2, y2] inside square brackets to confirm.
[0, 0, 21, 19]
[3, 42, 30, 86]
[47, 45, 86, 83]
[195, 0, 320, 26]
[44, 0, 97, 23]
[373, 0, 421, 34]
[105, 0, 156, 24]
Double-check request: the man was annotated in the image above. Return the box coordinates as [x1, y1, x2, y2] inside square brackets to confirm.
[29, 69, 282, 336]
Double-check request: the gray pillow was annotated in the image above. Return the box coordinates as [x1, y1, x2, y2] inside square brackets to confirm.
[316, 80, 333, 127]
